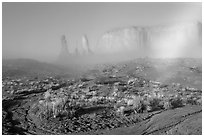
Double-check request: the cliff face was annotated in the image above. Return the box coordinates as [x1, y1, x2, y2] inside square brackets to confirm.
[57, 35, 94, 65]
[57, 22, 202, 65]
[59, 35, 93, 57]
[96, 22, 202, 58]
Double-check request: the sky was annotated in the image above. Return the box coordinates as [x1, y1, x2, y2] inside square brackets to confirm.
[2, 2, 202, 62]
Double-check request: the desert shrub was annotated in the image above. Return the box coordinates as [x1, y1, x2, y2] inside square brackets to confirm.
[163, 100, 172, 110]
[131, 96, 143, 113]
[115, 97, 146, 115]
[196, 98, 202, 105]
[169, 97, 183, 109]
[148, 98, 163, 111]
[131, 97, 149, 113]
[123, 107, 134, 116]
[186, 98, 198, 105]
[133, 101, 143, 113]
[138, 100, 149, 113]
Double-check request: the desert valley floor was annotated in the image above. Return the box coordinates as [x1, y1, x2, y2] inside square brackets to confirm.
[2, 58, 202, 135]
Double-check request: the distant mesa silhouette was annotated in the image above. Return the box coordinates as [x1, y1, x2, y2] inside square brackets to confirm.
[58, 21, 202, 65]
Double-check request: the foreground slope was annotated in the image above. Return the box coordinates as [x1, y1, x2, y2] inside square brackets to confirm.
[97, 105, 201, 135]
[2, 58, 202, 135]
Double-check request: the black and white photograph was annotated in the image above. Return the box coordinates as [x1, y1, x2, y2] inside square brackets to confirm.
[2, 1, 202, 135]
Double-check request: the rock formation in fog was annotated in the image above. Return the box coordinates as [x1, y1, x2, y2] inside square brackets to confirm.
[57, 34, 94, 65]
[58, 34, 93, 57]
[58, 35, 69, 60]
[81, 35, 93, 55]
[57, 22, 202, 65]
[96, 21, 202, 58]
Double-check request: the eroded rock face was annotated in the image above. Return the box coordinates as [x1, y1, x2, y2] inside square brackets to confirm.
[96, 22, 202, 58]
[57, 22, 201, 65]
[57, 34, 95, 65]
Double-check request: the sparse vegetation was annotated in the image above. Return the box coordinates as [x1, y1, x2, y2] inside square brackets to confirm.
[2, 58, 202, 135]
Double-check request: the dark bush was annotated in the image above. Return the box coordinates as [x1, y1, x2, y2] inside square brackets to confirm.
[148, 98, 163, 112]
[169, 97, 183, 109]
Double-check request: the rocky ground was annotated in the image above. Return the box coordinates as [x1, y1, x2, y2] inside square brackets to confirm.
[2, 58, 202, 135]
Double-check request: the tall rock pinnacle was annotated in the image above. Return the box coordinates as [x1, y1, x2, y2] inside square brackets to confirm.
[59, 35, 69, 60]
[61, 35, 69, 53]
[81, 35, 93, 54]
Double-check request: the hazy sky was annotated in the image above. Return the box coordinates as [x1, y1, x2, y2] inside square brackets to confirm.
[2, 2, 202, 62]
